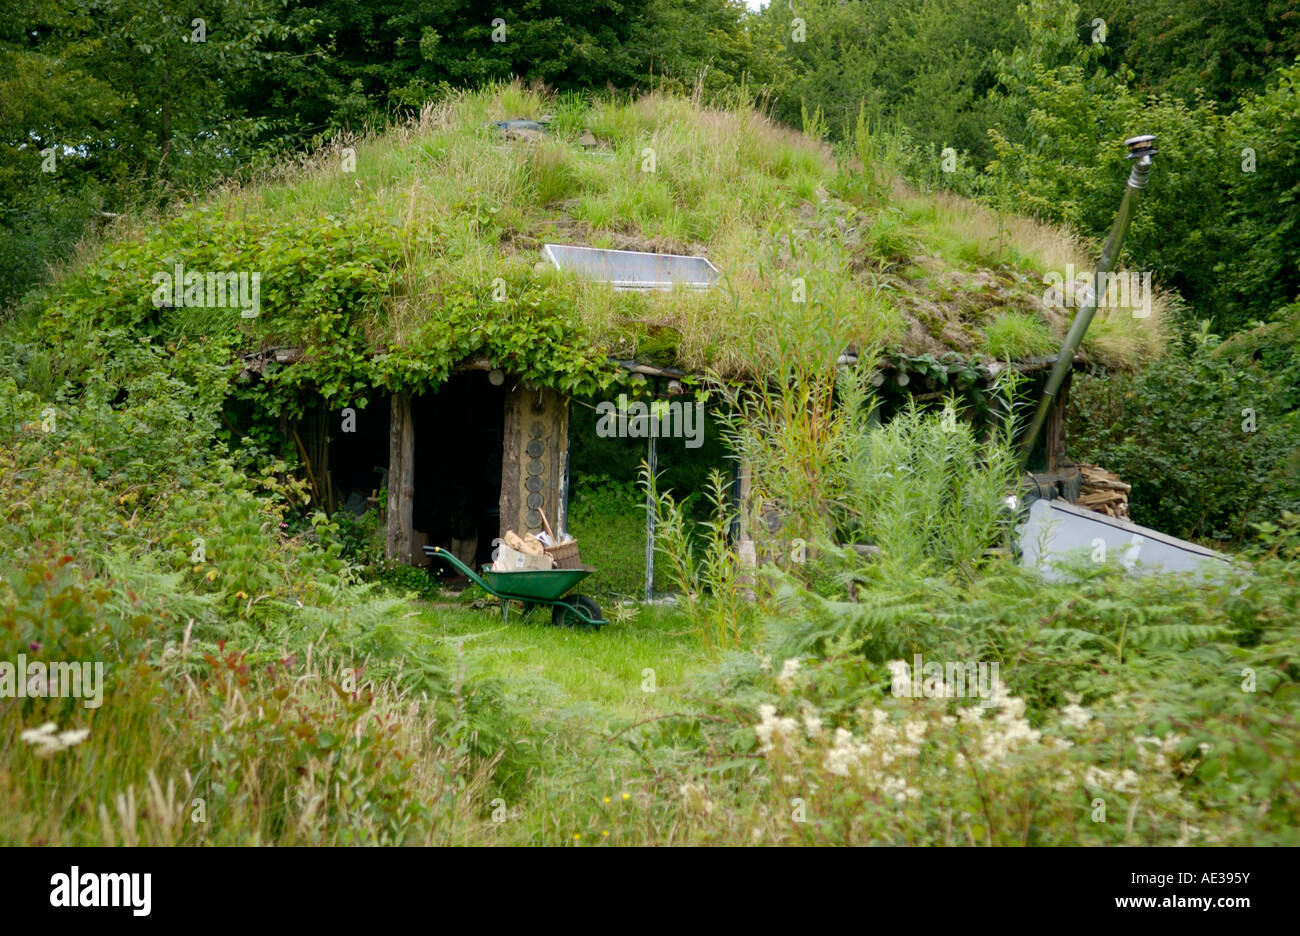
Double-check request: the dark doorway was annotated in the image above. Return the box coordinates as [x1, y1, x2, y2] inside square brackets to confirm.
[323, 394, 391, 517]
[413, 372, 505, 574]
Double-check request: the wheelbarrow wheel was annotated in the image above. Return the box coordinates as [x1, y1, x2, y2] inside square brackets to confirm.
[551, 595, 604, 630]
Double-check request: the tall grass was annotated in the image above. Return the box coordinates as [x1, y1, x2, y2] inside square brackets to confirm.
[982, 309, 1057, 360]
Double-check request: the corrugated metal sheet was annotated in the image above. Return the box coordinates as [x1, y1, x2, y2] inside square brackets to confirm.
[542, 244, 720, 290]
[1018, 498, 1231, 581]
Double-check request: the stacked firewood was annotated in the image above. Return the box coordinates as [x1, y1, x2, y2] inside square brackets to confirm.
[1076, 463, 1131, 519]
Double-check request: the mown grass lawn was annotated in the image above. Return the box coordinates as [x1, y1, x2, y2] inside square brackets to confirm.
[412, 599, 711, 722]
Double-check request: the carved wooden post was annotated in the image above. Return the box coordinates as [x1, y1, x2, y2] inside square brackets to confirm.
[499, 383, 569, 539]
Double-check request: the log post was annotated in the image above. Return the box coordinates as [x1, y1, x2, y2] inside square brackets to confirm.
[386, 393, 415, 563]
[1046, 371, 1072, 472]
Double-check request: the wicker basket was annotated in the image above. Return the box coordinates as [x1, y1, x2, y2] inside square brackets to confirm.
[544, 539, 582, 570]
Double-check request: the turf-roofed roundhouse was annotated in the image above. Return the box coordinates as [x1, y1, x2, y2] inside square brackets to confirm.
[36, 84, 1168, 567]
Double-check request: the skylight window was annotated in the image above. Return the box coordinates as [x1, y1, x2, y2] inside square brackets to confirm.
[542, 244, 720, 291]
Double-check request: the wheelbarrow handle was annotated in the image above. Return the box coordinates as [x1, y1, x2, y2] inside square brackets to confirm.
[426, 546, 493, 593]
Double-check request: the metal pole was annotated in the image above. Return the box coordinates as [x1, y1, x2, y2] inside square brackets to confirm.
[1017, 135, 1158, 472]
[644, 433, 657, 602]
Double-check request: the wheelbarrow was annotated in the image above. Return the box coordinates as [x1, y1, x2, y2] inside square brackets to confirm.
[424, 546, 606, 629]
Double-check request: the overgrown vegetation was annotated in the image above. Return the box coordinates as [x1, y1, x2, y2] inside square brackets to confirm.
[1069, 309, 1300, 544]
[0, 340, 523, 843]
[2, 3, 1297, 847]
[636, 397, 1300, 845]
[3, 298, 1297, 846]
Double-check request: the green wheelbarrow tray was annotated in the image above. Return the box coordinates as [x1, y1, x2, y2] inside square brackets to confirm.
[425, 546, 605, 628]
[481, 567, 591, 600]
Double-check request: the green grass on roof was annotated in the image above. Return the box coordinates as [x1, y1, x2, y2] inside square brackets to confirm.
[33, 83, 1169, 384]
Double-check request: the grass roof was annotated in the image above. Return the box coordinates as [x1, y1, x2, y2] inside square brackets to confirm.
[32, 83, 1168, 393]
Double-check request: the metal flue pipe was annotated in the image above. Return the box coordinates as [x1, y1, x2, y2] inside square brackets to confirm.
[1016, 134, 1158, 471]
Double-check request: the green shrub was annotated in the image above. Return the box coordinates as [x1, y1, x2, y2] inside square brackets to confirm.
[984, 24, 1300, 333]
[839, 394, 1019, 580]
[654, 545, 1300, 845]
[1068, 310, 1300, 544]
[0, 338, 527, 844]
[375, 562, 443, 602]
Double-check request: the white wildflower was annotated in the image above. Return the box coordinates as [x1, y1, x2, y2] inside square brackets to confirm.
[825, 727, 870, 777]
[1083, 765, 1137, 793]
[877, 776, 921, 803]
[755, 704, 799, 757]
[20, 722, 90, 758]
[678, 782, 714, 816]
[973, 695, 1040, 765]
[1060, 702, 1092, 731]
[802, 711, 823, 739]
[994, 694, 1026, 720]
[755, 704, 777, 752]
[1113, 769, 1140, 794]
[776, 657, 801, 691]
[1083, 766, 1112, 789]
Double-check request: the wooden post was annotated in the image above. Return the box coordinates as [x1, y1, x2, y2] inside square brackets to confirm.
[558, 418, 571, 538]
[736, 460, 753, 542]
[499, 383, 569, 540]
[386, 393, 415, 563]
[1046, 371, 1072, 472]
[644, 432, 657, 602]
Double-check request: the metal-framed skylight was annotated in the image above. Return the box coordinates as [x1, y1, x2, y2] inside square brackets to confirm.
[542, 244, 720, 291]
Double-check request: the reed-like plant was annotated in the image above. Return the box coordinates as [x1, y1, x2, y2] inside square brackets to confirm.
[640, 464, 748, 656]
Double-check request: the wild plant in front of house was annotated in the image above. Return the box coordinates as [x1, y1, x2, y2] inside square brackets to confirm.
[716, 355, 1020, 585]
[640, 464, 751, 657]
[838, 383, 1021, 582]
[741, 672, 1204, 845]
[0, 354, 525, 845]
